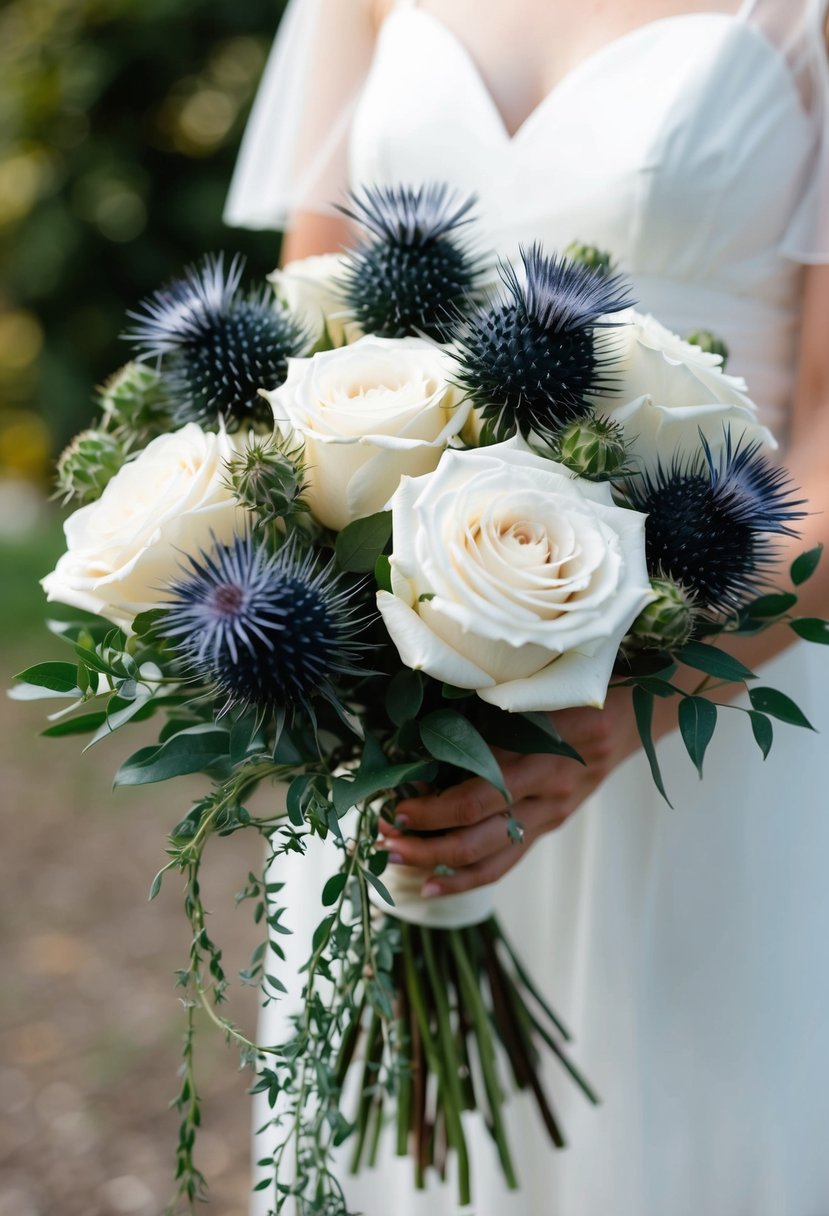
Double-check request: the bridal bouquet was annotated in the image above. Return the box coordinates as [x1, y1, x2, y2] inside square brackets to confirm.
[15, 184, 827, 1215]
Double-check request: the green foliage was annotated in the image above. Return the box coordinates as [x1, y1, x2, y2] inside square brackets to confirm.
[0, 0, 285, 468]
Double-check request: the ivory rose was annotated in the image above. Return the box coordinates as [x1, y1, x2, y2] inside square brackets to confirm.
[264, 335, 469, 531]
[377, 437, 653, 712]
[592, 311, 776, 471]
[41, 423, 246, 629]
[268, 253, 354, 347]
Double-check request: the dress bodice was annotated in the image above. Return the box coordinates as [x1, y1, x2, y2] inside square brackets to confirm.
[348, 1, 829, 431]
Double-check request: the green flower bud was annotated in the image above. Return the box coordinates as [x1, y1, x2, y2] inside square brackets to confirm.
[563, 241, 615, 275]
[55, 428, 132, 505]
[684, 329, 730, 369]
[225, 436, 306, 525]
[98, 361, 170, 443]
[555, 416, 629, 480]
[629, 577, 698, 651]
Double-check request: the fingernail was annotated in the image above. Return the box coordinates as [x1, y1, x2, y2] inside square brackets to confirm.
[387, 852, 405, 865]
[394, 813, 410, 830]
[421, 881, 442, 898]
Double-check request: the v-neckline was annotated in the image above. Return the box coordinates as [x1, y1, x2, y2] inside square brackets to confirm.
[391, 4, 753, 144]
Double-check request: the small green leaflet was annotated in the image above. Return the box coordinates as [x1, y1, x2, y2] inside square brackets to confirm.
[790, 618, 829, 645]
[334, 511, 392, 572]
[331, 760, 436, 815]
[747, 686, 814, 730]
[791, 545, 823, 587]
[748, 711, 774, 759]
[114, 725, 230, 786]
[14, 661, 81, 695]
[632, 686, 671, 806]
[419, 709, 510, 803]
[677, 696, 718, 778]
[676, 642, 755, 684]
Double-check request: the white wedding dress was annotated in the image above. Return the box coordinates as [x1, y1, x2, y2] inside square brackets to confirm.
[228, 2, 829, 1212]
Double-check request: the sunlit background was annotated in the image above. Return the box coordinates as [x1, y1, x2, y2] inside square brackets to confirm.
[0, 3, 289, 1213]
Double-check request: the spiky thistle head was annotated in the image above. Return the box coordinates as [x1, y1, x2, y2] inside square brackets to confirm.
[337, 183, 483, 342]
[224, 435, 307, 526]
[124, 254, 308, 431]
[452, 243, 634, 445]
[158, 534, 369, 718]
[626, 431, 806, 617]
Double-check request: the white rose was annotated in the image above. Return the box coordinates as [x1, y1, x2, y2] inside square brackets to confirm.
[268, 254, 355, 348]
[42, 423, 247, 629]
[264, 335, 470, 532]
[377, 437, 653, 712]
[593, 311, 776, 472]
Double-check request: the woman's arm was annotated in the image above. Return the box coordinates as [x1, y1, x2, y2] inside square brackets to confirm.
[380, 265, 829, 894]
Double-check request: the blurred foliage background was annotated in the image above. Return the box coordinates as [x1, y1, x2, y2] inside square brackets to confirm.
[1, 4, 291, 1214]
[0, 0, 286, 488]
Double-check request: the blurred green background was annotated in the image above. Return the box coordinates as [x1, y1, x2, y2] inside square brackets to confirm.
[1, 3, 290, 1213]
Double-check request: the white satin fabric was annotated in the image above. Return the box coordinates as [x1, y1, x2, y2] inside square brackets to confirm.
[245, 2, 829, 1213]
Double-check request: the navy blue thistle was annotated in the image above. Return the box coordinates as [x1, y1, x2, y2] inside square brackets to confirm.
[338, 183, 483, 342]
[158, 534, 369, 719]
[124, 254, 307, 431]
[626, 432, 806, 616]
[453, 244, 634, 444]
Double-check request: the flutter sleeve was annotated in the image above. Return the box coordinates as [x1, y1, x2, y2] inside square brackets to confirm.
[224, 0, 375, 231]
[781, 0, 829, 262]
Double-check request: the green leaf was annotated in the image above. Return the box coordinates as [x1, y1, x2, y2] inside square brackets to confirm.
[479, 707, 585, 764]
[678, 696, 718, 778]
[632, 686, 671, 806]
[364, 868, 393, 907]
[132, 608, 166, 637]
[742, 592, 798, 619]
[41, 711, 108, 737]
[114, 725, 230, 786]
[748, 711, 774, 759]
[677, 641, 755, 683]
[334, 511, 392, 572]
[748, 686, 814, 730]
[790, 617, 829, 645]
[374, 554, 392, 593]
[791, 545, 823, 586]
[321, 873, 346, 907]
[419, 708, 510, 802]
[331, 760, 437, 816]
[148, 870, 165, 900]
[385, 669, 423, 726]
[15, 661, 81, 694]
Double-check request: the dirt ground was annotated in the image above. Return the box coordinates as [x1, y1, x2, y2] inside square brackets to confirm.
[1, 630, 269, 1216]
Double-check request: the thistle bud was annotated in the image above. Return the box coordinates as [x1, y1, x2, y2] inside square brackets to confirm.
[563, 241, 615, 276]
[684, 329, 730, 368]
[55, 428, 132, 505]
[225, 437, 306, 525]
[99, 361, 170, 443]
[628, 577, 698, 651]
[555, 416, 628, 480]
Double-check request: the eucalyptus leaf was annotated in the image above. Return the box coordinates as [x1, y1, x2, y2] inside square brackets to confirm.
[676, 641, 755, 683]
[41, 711, 108, 737]
[748, 687, 814, 730]
[678, 696, 718, 778]
[632, 686, 671, 806]
[748, 710, 774, 759]
[790, 618, 829, 645]
[419, 709, 510, 802]
[114, 725, 230, 786]
[321, 873, 347, 907]
[385, 669, 423, 726]
[334, 512, 392, 572]
[791, 545, 823, 586]
[742, 592, 798, 620]
[15, 661, 81, 694]
[332, 760, 436, 816]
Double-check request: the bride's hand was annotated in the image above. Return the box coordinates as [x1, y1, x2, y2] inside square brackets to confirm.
[377, 687, 644, 896]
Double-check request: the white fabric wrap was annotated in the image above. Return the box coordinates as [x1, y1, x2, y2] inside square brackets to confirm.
[370, 863, 497, 929]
